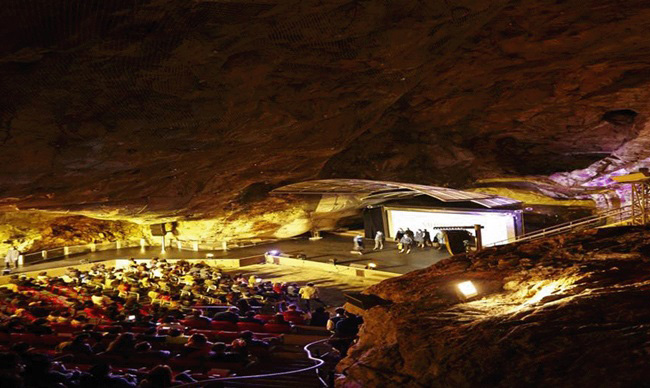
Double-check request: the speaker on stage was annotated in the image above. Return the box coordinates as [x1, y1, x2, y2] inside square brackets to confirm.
[344, 292, 391, 310]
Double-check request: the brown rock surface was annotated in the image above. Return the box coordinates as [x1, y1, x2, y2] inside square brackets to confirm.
[0, 211, 148, 254]
[337, 226, 650, 387]
[2, 0, 650, 226]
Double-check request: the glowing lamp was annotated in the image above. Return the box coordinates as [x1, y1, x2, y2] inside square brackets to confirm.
[267, 250, 280, 256]
[206, 253, 214, 258]
[255, 278, 262, 283]
[367, 263, 377, 269]
[457, 281, 478, 298]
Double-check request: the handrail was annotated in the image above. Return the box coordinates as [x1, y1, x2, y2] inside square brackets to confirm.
[175, 338, 331, 387]
[20, 239, 144, 266]
[492, 205, 633, 246]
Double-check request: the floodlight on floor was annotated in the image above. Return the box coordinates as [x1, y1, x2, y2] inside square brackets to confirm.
[457, 280, 478, 298]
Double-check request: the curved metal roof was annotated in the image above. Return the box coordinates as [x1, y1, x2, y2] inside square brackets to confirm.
[271, 179, 520, 208]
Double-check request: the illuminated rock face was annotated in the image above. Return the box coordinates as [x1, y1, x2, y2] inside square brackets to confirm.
[0, 212, 148, 254]
[337, 226, 650, 387]
[2, 1, 650, 229]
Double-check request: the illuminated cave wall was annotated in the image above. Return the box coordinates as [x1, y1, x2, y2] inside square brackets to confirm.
[0, 211, 150, 256]
[2, 1, 650, 236]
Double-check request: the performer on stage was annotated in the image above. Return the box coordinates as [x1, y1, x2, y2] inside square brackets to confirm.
[373, 231, 384, 250]
[4, 245, 20, 269]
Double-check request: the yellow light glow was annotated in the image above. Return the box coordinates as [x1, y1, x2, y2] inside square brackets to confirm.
[457, 281, 478, 298]
[367, 263, 377, 269]
[526, 284, 556, 304]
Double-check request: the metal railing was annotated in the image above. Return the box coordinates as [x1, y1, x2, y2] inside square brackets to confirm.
[175, 338, 331, 387]
[492, 205, 634, 246]
[172, 237, 283, 252]
[21, 239, 144, 266]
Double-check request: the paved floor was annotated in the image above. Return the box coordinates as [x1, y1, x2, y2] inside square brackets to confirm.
[16, 234, 449, 275]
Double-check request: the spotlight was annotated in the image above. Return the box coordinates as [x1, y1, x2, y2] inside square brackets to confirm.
[255, 278, 262, 283]
[457, 281, 478, 298]
[367, 263, 377, 269]
[206, 253, 214, 258]
[267, 250, 280, 256]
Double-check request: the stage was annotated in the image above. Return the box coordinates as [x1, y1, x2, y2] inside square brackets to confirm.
[12, 234, 450, 276]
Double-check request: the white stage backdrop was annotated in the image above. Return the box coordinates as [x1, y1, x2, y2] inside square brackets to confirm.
[386, 207, 517, 246]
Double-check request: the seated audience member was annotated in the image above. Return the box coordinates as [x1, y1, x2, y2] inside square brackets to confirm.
[182, 333, 213, 359]
[236, 298, 251, 314]
[212, 307, 239, 323]
[239, 311, 264, 325]
[210, 342, 244, 363]
[138, 364, 174, 388]
[46, 310, 61, 323]
[271, 314, 291, 326]
[27, 318, 53, 334]
[59, 333, 94, 355]
[310, 306, 330, 327]
[70, 315, 89, 327]
[79, 362, 136, 388]
[22, 353, 78, 388]
[237, 330, 271, 352]
[164, 328, 189, 345]
[91, 291, 108, 306]
[182, 309, 211, 329]
[282, 304, 305, 323]
[134, 341, 170, 360]
[104, 332, 137, 355]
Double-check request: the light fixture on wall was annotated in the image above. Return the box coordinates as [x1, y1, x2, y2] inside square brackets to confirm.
[457, 280, 478, 299]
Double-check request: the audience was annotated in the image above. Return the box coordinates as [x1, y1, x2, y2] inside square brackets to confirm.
[0, 258, 362, 386]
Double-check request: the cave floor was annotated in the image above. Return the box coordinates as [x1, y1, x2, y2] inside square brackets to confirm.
[17, 234, 449, 275]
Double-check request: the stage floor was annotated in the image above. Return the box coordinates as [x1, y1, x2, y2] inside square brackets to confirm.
[17, 234, 449, 275]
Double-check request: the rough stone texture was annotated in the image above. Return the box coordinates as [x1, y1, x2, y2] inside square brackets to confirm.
[2, 0, 650, 229]
[0, 212, 148, 254]
[336, 226, 650, 387]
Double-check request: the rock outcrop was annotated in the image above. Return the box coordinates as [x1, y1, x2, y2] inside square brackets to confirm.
[337, 226, 650, 387]
[0, 212, 148, 254]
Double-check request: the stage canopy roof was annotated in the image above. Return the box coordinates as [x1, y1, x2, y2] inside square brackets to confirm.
[271, 179, 520, 208]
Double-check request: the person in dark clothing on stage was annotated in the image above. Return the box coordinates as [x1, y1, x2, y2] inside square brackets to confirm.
[423, 229, 432, 247]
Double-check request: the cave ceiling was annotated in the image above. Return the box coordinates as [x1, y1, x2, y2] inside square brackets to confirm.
[1, 0, 650, 222]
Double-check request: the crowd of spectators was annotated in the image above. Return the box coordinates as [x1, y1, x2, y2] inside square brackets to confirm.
[0, 258, 363, 387]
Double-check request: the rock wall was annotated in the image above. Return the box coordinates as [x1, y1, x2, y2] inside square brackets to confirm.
[0, 211, 149, 256]
[2, 0, 650, 227]
[337, 226, 650, 387]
